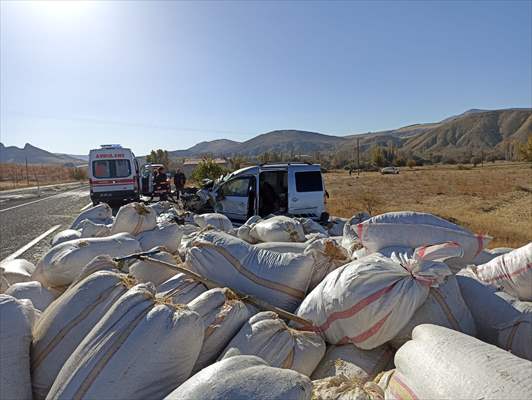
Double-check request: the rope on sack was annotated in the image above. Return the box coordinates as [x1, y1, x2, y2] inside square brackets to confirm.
[113, 250, 315, 329]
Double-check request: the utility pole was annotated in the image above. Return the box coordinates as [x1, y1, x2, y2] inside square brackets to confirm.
[25, 157, 29, 185]
[356, 138, 360, 176]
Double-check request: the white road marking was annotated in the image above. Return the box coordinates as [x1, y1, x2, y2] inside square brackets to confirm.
[0, 187, 88, 213]
[1, 224, 61, 262]
[80, 202, 93, 211]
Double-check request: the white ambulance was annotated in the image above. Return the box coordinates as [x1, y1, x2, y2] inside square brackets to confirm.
[88, 145, 140, 205]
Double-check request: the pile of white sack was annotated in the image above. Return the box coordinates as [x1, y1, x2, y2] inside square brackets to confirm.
[1, 203, 531, 400]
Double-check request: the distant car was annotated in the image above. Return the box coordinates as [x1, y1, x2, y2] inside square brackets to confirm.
[381, 166, 400, 175]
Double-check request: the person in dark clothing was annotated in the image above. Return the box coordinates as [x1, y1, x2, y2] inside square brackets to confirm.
[259, 180, 277, 216]
[153, 167, 167, 184]
[173, 168, 186, 198]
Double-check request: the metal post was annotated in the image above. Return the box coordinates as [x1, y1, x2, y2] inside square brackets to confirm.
[357, 138, 360, 176]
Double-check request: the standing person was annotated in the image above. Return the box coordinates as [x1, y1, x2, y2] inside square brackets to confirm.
[173, 168, 186, 198]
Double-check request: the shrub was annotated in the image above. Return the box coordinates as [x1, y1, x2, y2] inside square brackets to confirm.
[406, 159, 416, 169]
[471, 156, 482, 167]
[191, 159, 228, 183]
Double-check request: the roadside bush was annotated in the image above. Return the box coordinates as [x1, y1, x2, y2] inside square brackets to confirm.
[471, 156, 482, 167]
[70, 167, 88, 181]
[406, 159, 416, 168]
[191, 159, 228, 183]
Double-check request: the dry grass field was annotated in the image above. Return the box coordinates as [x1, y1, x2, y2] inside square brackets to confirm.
[325, 162, 532, 248]
[0, 163, 81, 190]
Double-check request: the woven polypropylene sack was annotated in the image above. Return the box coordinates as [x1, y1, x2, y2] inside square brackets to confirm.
[164, 355, 312, 400]
[345, 211, 490, 263]
[188, 288, 256, 372]
[128, 248, 178, 286]
[32, 233, 141, 288]
[137, 223, 183, 253]
[220, 311, 325, 376]
[250, 216, 306, 243]
[5, 281, 58, 312]
[186, 231, 314, 311]
[390, 324, 532, 400]
[295, 244, 460, 349]
[110, 202, 157, 235]
[473, 243, 532, 301]
[0, 295, 37, 400]
[157, 273, 207, 304]
[47, 284, 204, 400]
[497, 313, 532, 361]
[0, 258, 35, 286]
[31, 271, 134, 400]
[70, 203, 112, 229]
[193, 213, 233, 232]
[390, 275, 476, 347]
[51, 229, 82, 246]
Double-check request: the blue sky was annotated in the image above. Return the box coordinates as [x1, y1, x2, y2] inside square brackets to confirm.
[1, 0, 531, 155]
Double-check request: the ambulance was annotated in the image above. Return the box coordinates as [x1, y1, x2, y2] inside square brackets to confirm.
[88, 145, 140, 205]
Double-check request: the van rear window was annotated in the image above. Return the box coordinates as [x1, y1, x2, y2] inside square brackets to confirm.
[295, 171, 323, 192]
[93, 159, 131, 178]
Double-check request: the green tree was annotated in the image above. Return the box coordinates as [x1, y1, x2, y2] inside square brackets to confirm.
[191, 158, 228, 183]
[471, 156, 481, 167]
[146, 149, 170, 166]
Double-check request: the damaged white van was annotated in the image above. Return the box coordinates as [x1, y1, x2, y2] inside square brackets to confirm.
[212, 163, 328, 222]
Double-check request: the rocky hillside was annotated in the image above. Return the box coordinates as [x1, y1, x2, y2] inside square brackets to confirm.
[0, 143, 86, 165]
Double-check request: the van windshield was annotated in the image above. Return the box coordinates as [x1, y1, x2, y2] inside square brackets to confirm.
[93, 159, 131, 178]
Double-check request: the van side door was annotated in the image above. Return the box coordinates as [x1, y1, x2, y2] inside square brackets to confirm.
[215, 176, 252, 221]
[287, 168, 325, 218]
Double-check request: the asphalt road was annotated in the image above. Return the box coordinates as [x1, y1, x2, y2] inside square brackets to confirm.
[0, 183, 91, 264]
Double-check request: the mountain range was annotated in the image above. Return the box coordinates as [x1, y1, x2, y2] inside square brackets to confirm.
[1, 108, 530, 165]
[0, 143, 87, 165]
[166, 108, 531, 158]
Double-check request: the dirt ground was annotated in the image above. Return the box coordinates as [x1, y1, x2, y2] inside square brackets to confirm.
[324, 161, 532, 248]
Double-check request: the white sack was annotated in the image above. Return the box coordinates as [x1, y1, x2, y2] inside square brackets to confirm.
[327, 216, 349, 237]
[157, 273, 207, 304]
[296, 243, 461, 349]
[497, 313, 532, 361]
[70, 203, 112, 229]
[178, 224, 203, 259]
[341, 213, 372, 256]
[0, 258, 35, 285]
[250, 215, 306, 243]
[297, 217, 329, 235]
[51, 229, 82, 246]
[496, 291, 532, 313]
[188, 288, 256, 372]
[0, 270, 9, 293]
[31, 271, 135, 400]
[390, 274, 476, 347]
[150, 201, 174, 216]
[0, 295, 36, 400]
[186, 231, 314, 311]
[110, 202, 157, 235]
[220, 311, 325, 376]
[456, 274, 522, 344]
[128, 248, 177, 286]
[33, 233, 141, 288]
[72, 254, 122, 285]
[304, 238, 350, 291]
[255, 241, 308, 253]
[47, 284, 204, 400]
[389, 324, 532, 400]
[136, 223, 183, 253]
[78, 219, 111, 238]
[473, 243, 532, 301]
[164, 355, 312, 400]
[194, 212, 233, 232]
[473, 247, 513, 265]
[344, 211, 491, 263]
[311, 343, 394, 381]
[236, 215, 262, 243]
[5, 280, 58, 312]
